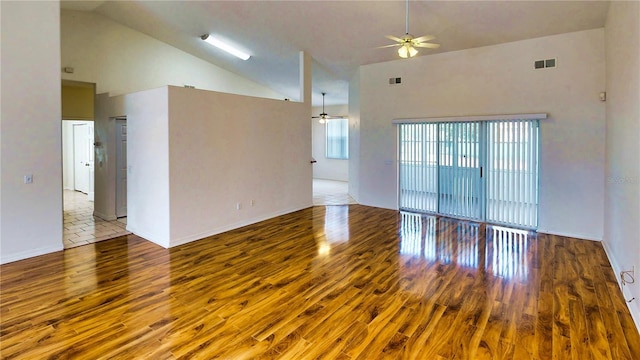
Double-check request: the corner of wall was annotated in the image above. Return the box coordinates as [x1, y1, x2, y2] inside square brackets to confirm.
[601, 239, 640, 332]
[603, 0, 640, 335]
[348, 69, 361, 202]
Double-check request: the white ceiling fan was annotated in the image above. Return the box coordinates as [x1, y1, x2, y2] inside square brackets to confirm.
[312, 93, 346, 124]
[379, 0, 440, 58]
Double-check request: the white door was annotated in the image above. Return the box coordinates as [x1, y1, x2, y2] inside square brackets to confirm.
[116, 119, 127, 218]
[73, 124, 90, 194]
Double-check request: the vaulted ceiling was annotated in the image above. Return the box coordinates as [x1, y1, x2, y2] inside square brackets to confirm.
[61, 1, 610, 106]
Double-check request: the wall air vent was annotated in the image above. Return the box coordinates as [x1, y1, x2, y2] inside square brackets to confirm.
[535, 58, 557, 69]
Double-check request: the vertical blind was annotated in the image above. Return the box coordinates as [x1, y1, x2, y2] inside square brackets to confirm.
[438, 122, 481, 220]
[485, 120, 539, 228]
[398, 118, 540, 229]
[399, 123, 437, 212]
[326, 118, 349, 159]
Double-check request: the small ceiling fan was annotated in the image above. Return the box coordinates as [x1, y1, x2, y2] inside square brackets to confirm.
[312, 93, 346, 124]
[379, 0, 440, 58]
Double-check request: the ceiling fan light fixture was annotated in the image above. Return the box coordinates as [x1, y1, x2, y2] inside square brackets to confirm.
[398, 45, 408, 58]
[383, 0, 438, 59]
[201, 34, 250, 60]
[398, 43, 418, 58]
[408, 45, 418, 57]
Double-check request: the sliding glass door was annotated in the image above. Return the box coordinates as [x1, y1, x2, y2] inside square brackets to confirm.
[399, 119, 539, 229]
[399, 123, 438, 213]
[438, 122, 482, 220]
[485, 120, 539, 228]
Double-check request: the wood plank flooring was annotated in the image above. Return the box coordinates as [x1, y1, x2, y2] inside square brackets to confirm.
[1, 205, 639, 359]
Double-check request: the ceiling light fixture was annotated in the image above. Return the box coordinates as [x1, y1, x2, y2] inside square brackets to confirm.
[398, 43, 418, 59]
[200, 34, 250, 60]
[379, 0, 439, 58]
[312, 93, 346, 124]
[399, 0, 417, 58]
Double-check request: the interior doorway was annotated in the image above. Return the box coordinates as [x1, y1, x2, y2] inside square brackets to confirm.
[62, 120, 130, 248]
[311, 103, 354, 206]
[61, 80, 130, 248]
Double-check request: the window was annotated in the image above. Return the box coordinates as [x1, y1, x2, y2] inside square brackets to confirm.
[326, 118, 348, 159]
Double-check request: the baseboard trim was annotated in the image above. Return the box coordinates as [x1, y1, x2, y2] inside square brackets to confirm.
[94, 211, 117, 221]
[126, 226, 170, 249]
[601, 240, 640, 334]
[169, 206, 311, 248]
[0, 244, 64, 265]
[536, 228, 602, 242]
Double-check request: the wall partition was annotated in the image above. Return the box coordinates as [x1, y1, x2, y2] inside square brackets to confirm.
[396, 114, 544, 229]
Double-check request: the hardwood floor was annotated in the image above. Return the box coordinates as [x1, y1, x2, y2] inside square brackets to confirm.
[1, 205, 639, 359]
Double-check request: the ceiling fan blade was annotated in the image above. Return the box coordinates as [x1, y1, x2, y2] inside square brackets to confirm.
[376, 44, 401, 49]
[385, 35, 404, 43]
[326, 115, 347, 119]
[312, 116, 320, 119]
[414, 42, 441, 49]
[412, 35, 436, 43]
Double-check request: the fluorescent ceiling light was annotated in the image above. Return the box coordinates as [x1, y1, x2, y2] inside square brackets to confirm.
[201, 34, 250, 61]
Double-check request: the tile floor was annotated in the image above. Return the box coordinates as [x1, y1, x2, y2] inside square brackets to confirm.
[312, 179, 357, 206]
[63, 190, 130, 248]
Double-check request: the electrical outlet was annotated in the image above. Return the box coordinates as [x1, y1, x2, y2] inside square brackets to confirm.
[236, 202, 242, 210]
[621, 266, 636, 286]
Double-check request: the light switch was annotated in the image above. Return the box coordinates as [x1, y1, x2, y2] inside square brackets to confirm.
[24, 175, 33, 184]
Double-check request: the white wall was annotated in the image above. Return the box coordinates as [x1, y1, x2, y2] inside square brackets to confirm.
[348, 69, 362, 202]
[603, 1, 640, 330]
[312, 104, 349, 181]
[111, 85, 311, 248]
[0, 1, 63, 264]
[353, 29, 606, 240]
[168, 87, 312, 246]
[71, 7, 294, 222]
[61, 9, 284, 100]
[125, 87, 171, 247]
